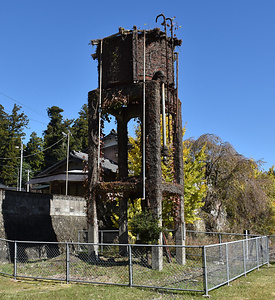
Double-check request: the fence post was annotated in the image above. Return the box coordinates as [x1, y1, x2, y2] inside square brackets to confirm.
[128, 245, 133, 287]
[225, 243, 230, 285]
[259, 237, 264, 265]
[264, 236, 267, 264]
[259, 237, 263, 266]
[256, 238, 259, 270]
[202, 246, 208, 296]
[14, 241, 17, 280]
[218, 234, 222, 262]
[245, 231, 249, 261]
[242, 240, 246, 276]
[66, 243, 70, 284]
[267, 236, 270, 265]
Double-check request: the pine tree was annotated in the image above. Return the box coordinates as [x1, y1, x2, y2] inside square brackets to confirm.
[43, 106, 72, 169]
[1, 104, 28, 187]
[25, 132, 44, 174]
[71, 104, 88, 151]
[0, 105, 9, 182]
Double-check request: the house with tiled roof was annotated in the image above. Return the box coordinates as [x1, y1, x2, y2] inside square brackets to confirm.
[27, 130, 119, 196]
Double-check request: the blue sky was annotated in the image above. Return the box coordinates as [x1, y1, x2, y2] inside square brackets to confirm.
[0, 1, 274, 170]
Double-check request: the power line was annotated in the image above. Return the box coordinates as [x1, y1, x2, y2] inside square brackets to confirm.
[0, 136, 67, 160]
[24, 136, 67, 158]
[2, 106, 48, 126]
[0, 91, 49, 120]
[28, 118, 48, 125]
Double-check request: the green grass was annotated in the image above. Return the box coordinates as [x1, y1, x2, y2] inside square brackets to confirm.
[0, 264, 273, 299]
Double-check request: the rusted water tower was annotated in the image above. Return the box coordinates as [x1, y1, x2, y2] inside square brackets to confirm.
[88, 15, 185, 269]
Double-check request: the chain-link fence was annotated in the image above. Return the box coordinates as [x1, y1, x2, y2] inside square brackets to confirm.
[0, 236, 269, 295]
[15, 241, 67, 281]
[204, 236, 269, 295]
[130, 244, 205, 291]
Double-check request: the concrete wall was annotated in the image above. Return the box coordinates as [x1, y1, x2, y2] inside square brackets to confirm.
[0, 190, 87, 242]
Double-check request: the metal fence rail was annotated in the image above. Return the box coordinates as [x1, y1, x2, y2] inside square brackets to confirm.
[87, 229, 261, 245]
[0, 236, 269, 295]
[93, 229, 274, 262]
[186, 230, 259, 245]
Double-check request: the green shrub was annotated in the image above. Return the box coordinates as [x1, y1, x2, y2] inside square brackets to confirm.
[129, 210, 162, 244]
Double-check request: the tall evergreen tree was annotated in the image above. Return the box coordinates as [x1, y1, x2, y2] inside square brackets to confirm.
[1, 104, 28, 186]
[0, 105, 9, 182]
[25, 132, 44, 174]
[71, 104, 88, 151]
[0, 105, 9, 154]
[43, 106, 72, 169]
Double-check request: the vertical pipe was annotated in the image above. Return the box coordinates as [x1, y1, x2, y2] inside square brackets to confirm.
[19, 139, 23, 191]
[256, 238, 259, 270]
[66, 242, 70, 284]
[161, 82, 167, 149]
[65, 131, 70, 195]
[97, 39, 103, 174]
[218, 234, 222, 262]
[142, 31, 146, 200]
[261, 237, 265, 265]
[202, 246, 208, 296]
[247, 237, 250, 262]
[128, 245, 133, 287]
[26, 169, 30, 192]
[175, 52, 179, 127]
[259, 237, 263, 266]
[14, 241, 17, 280]
[226, 243, 230, 285]
[243, 240, 247, 276]
[267, 236, 270, 265]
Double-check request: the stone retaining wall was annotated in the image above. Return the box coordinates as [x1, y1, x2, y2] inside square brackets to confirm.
[0, 190, 86, 242]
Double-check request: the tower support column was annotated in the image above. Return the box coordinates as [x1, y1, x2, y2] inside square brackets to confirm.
[145, 81, 163, 270]
[87, 90, 100, 257]
[173, 101, 185, 264]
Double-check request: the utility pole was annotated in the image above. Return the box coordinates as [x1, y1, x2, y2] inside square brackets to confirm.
[19, 138, 23, 191]
[26, 169, 31, 192]
[62, 131, 70, 195]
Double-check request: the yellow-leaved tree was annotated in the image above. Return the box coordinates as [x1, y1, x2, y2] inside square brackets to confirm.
[128, 120, 207, 230]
